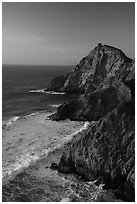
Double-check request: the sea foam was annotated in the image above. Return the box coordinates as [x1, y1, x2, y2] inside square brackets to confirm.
[5, 112, 39, 127]
[29, 89, 45, 93]
[29, 89, 66, 95]
[6, 116, 20, 126]
[50, 104, 61, 108]
[2, 121, 89, 179]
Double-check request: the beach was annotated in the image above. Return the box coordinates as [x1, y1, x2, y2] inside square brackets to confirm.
[2, 111, 124, 202]
[3, 111, 114, 202]
[3, 111, 92, 201]
[3, 111, 85, 179]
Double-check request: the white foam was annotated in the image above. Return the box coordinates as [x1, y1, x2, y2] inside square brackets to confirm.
[6, 116, 20, 126]
[5, 113, 39, 127]
[29, 89, 66, 95]
[50, 104, 61, 108]
[3, 121, 90, 179]
[60, 197, 71, 202]
[29, 89, 45, 93]
[45, 91, 66, 95]
[63, 121, 90, 142]
[26, 112, 38, 117]
[2, 152, 39, 178]
[2, 146, 58, 179]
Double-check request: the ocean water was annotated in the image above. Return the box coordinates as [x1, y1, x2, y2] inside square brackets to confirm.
[2, 64, 74, 122]
[2, 64, 79, 178]
[2, 65, 116, 201]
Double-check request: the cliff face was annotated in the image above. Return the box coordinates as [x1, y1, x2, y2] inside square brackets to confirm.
[62, 44, 133, 94]
[48, 43, 134, 121]
[47, 43, 134, 94]
[47, 75, 67, 92]
[50, 80, 133, 121]
[47, 43, 135, 201]
[58, 101, 135, 201]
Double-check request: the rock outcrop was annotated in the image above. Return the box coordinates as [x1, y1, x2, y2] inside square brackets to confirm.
[47, 75, 67, 92]
[47, 43, 135, 201]
[47, 43, 134, 94]
[58, 101, 135, 201]
[49, 43, 134, 121]
[50, 80, 133, 121]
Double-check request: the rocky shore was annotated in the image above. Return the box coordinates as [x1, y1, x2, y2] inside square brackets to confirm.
[47, 43, 135, 201]
[3, 112, 119, 202]
[3, 43, 135, 202]
[3, 143, 123, 202]
[2, 112, 86, 201]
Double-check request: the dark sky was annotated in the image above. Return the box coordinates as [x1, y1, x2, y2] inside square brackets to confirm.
[2, 2, 135, 65]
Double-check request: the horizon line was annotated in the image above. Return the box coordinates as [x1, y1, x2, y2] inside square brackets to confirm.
[2, 63, 75, 67]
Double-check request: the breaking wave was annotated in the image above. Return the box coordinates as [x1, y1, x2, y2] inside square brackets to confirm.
[2, 121, 89, 179]
[3, 112, 39, 128]
[29, 89, 66, 95]
[49, 104, 62, 108]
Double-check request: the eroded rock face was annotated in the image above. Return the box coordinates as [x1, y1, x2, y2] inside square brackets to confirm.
[47, 75, 67, 92]
[50, 79, 133, 121]
[48, 44, 134, 121]
[47, 43, 135, 201]
[58, 102, 135, 201]
[63, 44, 133, 93]
[47, 43, 134, 94]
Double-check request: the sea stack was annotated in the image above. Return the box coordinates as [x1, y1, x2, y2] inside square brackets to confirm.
[47, 43, 135, 201]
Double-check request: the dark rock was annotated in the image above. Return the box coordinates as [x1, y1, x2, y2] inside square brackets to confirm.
[58, 101, 135, 201]
[50, 163, 58, 170]
[48, 44, 134, 121]
[15, 195, 31, 202]
[51, 81, 132, 122]
[58, 151, 76, 173]
[115, 178, 135, 202]
[47, 43, 134, 95]
[50, 98, 85, 121]
[47, 75, 67, 92]
[47, 43, 135, 201]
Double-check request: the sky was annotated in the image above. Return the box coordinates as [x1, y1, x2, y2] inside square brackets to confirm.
[2, 2, 135, 65]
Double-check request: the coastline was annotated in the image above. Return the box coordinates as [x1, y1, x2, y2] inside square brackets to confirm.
[2, 111, 124, 202]
[2, 110, 84, 183]
[3, 111, 98, 202]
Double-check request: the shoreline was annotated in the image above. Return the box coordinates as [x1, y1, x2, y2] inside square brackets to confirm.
[2, 110, 85, 183]
[3, 133, 107, 202]
[2, 109, 55, 128]
[2, 111, 124, 202]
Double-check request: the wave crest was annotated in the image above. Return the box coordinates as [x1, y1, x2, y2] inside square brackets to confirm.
[29, 89, 66, 95]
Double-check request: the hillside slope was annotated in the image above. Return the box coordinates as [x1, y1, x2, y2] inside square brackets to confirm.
[48, 43, 134, 121]
[47, 43, 135, 201]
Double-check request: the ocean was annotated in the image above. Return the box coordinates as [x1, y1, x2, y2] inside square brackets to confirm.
[2, 65, 114, 201]
[2, 64, 80, 180]
[2, 65, 96, 202]
[2, 64, 74, 122]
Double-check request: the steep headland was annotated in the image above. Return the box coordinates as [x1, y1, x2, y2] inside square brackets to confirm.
[48, 43, 134, 121]
[47, 43, 135, 201]
[47, 43, 134, 94]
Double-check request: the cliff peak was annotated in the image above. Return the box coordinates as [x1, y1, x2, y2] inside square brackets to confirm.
[47, 43, 134, 94]
[47, 43, 135, 201]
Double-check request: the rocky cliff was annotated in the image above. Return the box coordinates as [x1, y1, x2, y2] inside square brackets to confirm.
[47, 43, 134, 94]
[49, 43, 134, 121]
[47, 43, 135, 201]
[58, 101, 135, 201]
